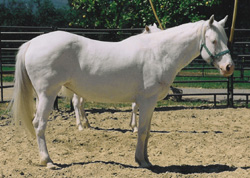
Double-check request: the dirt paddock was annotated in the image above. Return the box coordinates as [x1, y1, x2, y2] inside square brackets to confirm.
[0, 105, 250, 177]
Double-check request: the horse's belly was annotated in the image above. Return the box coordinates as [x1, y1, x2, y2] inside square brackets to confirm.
[68, 76, 141, 103]
[74, 85, 137, 103]
[87, 92, 134, 103]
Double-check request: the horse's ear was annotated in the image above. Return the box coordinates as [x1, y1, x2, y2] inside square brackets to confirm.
[208, 15, 215, 27]
[218, 15, 228, 27]
[153, 23, 157, 27]
[145, 26, 150, 32]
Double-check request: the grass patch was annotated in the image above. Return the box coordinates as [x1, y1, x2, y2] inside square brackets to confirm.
[173, 69, 250, 89]
[2, 98, 249, 119]
[1, 99, 214, 120]
[173, 76, 228, 89]
[0, 102, 11, 116]
[1, 66, 15, 82]
[2, 66, 15, 71]
[2, 75, 14, 82]
[156, 99, 214, 108]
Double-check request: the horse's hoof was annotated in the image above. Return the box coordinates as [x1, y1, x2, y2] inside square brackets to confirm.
[132, 127, 138, 133]
[47, 162, 60, 170]
[83, 122, 90, 128]
[136, 160, 152, 168]
[139, 162, 152, 168]
[78, 125, 84, 131]
[78, 122, 90, 131]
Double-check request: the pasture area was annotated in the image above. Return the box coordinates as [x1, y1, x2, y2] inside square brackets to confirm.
[0, 101, 250, 178]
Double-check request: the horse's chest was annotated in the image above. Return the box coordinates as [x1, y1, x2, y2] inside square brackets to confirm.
[158, 83, 171, 100]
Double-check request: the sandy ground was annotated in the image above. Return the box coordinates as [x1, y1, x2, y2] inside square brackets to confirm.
[0, 105, 250, 178]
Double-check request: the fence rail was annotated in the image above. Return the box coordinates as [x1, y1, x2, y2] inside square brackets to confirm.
[1, 26, 250, 107]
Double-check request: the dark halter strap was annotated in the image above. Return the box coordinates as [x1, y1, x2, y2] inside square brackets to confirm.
[200, 23, 230, 66]
[200, 43, 230, 65]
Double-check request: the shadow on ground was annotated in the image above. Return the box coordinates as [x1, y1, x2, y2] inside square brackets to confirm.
[54, 161, 241, 174]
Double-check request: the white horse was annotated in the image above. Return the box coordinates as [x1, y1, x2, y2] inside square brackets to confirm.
[11, 15, 234, 169]
[63, 24, 161, 132]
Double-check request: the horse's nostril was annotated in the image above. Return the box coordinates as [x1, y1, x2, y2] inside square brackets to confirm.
[226, 64, 231, 72]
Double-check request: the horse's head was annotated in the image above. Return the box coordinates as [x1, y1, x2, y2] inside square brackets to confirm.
[143, 23, 162, 34]
[200, 15, 234, 77]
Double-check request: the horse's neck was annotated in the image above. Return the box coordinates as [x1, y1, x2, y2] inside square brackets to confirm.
[158, 21, 203, 72]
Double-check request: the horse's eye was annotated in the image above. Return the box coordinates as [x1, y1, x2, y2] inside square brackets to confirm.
[212, 40, 217, 44]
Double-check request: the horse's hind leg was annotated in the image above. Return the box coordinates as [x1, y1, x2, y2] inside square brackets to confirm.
[72, 94, 90, 131]
[33, 92, 58, 169]
[80, 98, 91, 128]
[130, 102, 139, 133]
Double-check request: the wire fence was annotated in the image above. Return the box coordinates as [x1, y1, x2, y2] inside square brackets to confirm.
[1, 26, 250, 107]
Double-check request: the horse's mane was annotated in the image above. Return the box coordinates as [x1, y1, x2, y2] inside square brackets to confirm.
[124, 20, 205, 43]
[161, 21, 204, 37]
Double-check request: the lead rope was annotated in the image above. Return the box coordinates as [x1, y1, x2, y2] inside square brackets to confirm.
[228, 0, 238, 49]
[149, 0, 164, 30]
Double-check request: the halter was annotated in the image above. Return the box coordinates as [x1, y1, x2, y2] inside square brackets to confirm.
[200, 23, 230, 66]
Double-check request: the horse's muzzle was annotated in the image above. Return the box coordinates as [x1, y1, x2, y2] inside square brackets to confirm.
[220, 63, 235, 77]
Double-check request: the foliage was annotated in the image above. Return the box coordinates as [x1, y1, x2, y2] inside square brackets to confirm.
[0, 0, 34, 26]
[35, 0, 72, 26]
[0, 0, 71, 27]
[1, 0, 249, 29]
[68, 0, 222, 28]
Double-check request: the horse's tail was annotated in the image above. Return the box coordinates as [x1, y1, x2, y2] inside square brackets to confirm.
[10, 41, 36, 137]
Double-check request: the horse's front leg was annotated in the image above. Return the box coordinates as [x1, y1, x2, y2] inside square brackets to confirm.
[33, 93, 58, 169]
[130, 102, 139, 133]
[135, 96, 157, 168]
